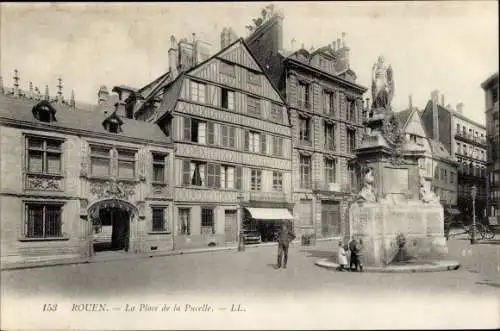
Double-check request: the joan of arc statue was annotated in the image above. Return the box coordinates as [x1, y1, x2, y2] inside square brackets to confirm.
[371, 56, 395, 111]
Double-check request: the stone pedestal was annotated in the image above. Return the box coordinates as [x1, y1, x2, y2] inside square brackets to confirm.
[349, 200, 448, 266]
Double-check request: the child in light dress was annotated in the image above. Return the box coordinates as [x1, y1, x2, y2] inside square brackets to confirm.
[337, 240, 348, 271]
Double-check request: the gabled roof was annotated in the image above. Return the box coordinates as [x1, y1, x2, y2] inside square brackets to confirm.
[154, 73, 185, 121]
[0, 94, 171, 144]
[422, 100, 486, 129]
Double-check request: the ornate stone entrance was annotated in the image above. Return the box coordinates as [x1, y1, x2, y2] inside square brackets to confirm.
[87, 199, 138, 255]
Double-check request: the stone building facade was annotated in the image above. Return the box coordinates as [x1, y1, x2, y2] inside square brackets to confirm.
[395, 105, 458, 209]
[117, 36, 292, 249]
[0, 79, 174, 268]
[421, 91, 487, 220]
[245, 9, 368, 240]
[481, 72, 499, 224]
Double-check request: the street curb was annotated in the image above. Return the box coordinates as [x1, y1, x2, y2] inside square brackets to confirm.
[1, 239, 336, 271]
[315, 258, 461, 273]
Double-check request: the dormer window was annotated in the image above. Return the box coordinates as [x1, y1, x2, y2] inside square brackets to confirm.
[32, 101, 56, 123]
[102, 112, 124, 133]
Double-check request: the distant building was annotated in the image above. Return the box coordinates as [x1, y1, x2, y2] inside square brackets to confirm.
[0, 73, 174, 268]
[481, 72, 499, 224]
[245, 7, 368, 240]
[394, 103, 458, 210]
[117, 34, 293, 249]
[421, 91, 487, 220]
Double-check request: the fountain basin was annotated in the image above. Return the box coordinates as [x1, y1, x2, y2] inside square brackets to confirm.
[315, 257, 460, 273]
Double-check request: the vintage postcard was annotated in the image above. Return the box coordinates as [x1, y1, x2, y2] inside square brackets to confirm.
[1, 1, 499, 330]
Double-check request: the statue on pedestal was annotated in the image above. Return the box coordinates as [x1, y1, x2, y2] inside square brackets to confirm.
[371, 56, 395, 112]
[419, 169, 440, 204]
[358, 167, 376, 202]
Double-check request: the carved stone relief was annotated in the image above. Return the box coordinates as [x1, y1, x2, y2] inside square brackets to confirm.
[89, 178, 135, 200]
[25, 174, 62, 191]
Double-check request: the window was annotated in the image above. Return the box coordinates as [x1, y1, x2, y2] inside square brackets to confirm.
[492, 87, 498, 104]
[221, 165, 235, 189]
[183, 117, 207, 144]
[298, 82, 310, 109]
[26, 137, 62, 174]
[324, 122, 335, 151]
[270, 103, 283, 123]
[456, 123, 460, 133]
[325, 158, 337, 183]
[178, 208, 191, 235]
[456, 143, 461, 154]
[90, 146, 111, 177]
[323, 90, 334, 114]
[182, 160, 206, 186]
[300, 154, 311, 189]
[117, 150, 135, 179]
[152, 153, 166, 183]
[440, 168, 445, 181]
[221, 125, 236, 148]
[32, 101, 56, 123]
[190, 81, 206, 103]
[273, 136, 284, 157]
[207, 163, 221, 188]
[444, 169, 447, 183]
[247, 96, 261, 116]
[272, 171, 283, 191]
[347, 129, 356, 154]
[201, 208, 215, 234]
[299, 116, 311, 142]
[251, 169, 262, 191]
[221, 88, 235, 110]
[247, 71, 261, 86]
[25, 203, 62, 238]
[245, 131, 261, 153]
[152, 207, 168, 232]
[347, 99, 356, 122]
[103, 115, 123, 133]
[434, 166, 439, 179]
[220, 61, 235, 77]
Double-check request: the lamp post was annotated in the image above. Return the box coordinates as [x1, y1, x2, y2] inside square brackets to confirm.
[237, 192, 245, 252]
[470, 185, 477, 244]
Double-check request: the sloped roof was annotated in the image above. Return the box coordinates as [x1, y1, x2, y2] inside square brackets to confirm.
[428, 138, 455, 163]
[154, 73, 185, 120]
[422, 99, 486, 129]
[0, 94, 171, 144]
[393, 108, 414, 130]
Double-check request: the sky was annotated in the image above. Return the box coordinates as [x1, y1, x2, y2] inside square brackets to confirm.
[1, 1, 498, 124]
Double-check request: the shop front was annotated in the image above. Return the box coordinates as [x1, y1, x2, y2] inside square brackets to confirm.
[243, 207, 295, 244]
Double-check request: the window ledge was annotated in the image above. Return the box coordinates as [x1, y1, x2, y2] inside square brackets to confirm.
[148, 231, 172, 235]
[18, 237, 70, 242]
[25, 172, 64, 178]
[152, 182, 168, 186]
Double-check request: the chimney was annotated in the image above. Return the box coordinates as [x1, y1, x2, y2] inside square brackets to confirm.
[97, 85, 109, 105]
[246, 6, 284, 56]
[341, 32, 347, 48]
[456, 102, 464, 114]
[440, 94, 445, 107]
[336, 37, 341, 50]
[332, 40, 337, 52]
[431, 90, 439, 141]
[409, 94, 413, 109]
[115, 99, 126, 117]
[195, 39, 211, 64]
[0, 76, 4, 94]
[168, 35, 179, 79]
[291, 38, 296, 51]
[336, 33, 350, 71]
[34, 86, 40, 100]
[220, 27, 238, 50]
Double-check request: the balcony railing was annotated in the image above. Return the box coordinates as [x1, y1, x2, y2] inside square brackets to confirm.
[455, 132, 487, 147]
[249, 191, 288, 202]
[313, 181, 356, 193]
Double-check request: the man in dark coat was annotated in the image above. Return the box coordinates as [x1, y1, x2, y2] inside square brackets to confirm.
[349, 237, 359, 271]
[276, 223, 296, 269]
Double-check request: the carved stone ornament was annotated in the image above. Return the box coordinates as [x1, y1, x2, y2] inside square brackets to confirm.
[26, 175, 61, 191]
[357, 167, 376, 203]
[90, 178, 135, 200]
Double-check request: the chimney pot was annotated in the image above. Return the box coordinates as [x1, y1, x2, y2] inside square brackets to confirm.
[440, 94, 445, 107]
[409, 94, 413, 109]
[341, 32, 347, 48]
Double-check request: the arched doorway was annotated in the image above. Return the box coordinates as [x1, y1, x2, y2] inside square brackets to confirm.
[88, 199, 137, 253]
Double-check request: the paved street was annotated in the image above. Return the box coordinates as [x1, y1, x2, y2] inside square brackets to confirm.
[1, 238, 499, 329]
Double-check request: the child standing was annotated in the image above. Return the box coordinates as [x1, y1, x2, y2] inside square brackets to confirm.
[337, 241, 348, 271]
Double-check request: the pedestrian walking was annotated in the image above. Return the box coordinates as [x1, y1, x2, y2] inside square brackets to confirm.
[337, 241, 348, 271]
[276, 223, 296, 269]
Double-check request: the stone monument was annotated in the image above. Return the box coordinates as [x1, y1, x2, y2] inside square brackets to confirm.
[348, 56, 447, 266]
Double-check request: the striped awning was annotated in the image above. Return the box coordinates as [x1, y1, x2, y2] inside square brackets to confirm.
[245, 208, 294, 220]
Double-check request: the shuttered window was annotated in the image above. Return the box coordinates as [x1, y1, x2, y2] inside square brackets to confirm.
[235, 166, 242, 190]
[247, 96, 261, 116]
[207, 122, 215, 145]
[207, 163, 221, 188]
